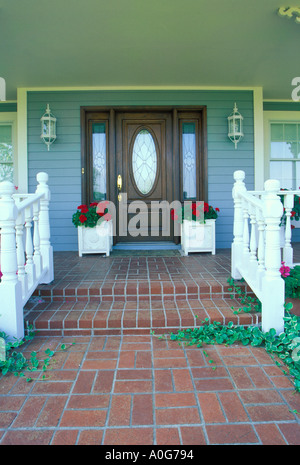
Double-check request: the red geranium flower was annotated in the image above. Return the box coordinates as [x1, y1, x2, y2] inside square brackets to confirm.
[79, 214, 87, 223]
[77, 204, 89, 213]
[203, 202, 209, 213]
[215, 208, 220, 212]
[171, 209, 178, 220]
[90, 202, 98, 207]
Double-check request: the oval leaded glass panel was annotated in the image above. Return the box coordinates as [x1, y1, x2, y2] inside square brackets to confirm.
[132, 129, 157, 195]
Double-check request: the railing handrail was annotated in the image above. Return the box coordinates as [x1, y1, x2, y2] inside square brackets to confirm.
[0, 171, 54, 340]
[239, 191, 263, 210]
[12, 191, 44, 213]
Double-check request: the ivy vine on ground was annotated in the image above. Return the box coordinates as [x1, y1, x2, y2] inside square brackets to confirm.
[227, 277, 262, 314]
[0, 326, 75, 382]
[152, 299, 300, 393]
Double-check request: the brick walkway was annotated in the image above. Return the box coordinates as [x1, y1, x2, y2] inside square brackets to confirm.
[0, 333, 300, 445]
[1, 249, 300, 445]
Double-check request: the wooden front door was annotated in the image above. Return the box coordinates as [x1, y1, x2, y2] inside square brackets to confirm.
[115, 111, 173, 242]
[81, 106, 207, 246]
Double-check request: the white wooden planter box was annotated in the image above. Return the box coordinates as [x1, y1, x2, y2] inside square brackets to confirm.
[181, 219, 216, 255]
[78, 220, 113, 257]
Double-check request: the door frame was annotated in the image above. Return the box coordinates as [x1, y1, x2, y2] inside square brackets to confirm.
[80, 105, 208, 242]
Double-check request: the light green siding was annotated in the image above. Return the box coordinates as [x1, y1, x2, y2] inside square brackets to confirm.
[27, 90, 254, 251]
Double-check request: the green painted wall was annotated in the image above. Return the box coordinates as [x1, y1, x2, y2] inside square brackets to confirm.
[0, 102, 17, 112]
[263, 102, 300, 112]
[27, 90, 254, 251]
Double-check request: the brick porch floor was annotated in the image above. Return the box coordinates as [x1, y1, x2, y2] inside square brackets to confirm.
[1, 248, 300, 445]
[24, 249, 261, 336]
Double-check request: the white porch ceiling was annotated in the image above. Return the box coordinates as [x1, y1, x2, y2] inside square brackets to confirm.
[0, 0, 299, 101]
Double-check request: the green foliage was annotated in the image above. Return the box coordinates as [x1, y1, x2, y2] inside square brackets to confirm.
[72, 202, 108, 228]
[171, 202, 219, 223]
[154, 311, 300, 393]
[282, 265, 300, 299]
[227, 277, 262, 314]
[223, 276, 300, 391]
[279, 191, 300, 225]
[0, 328, 75, 382]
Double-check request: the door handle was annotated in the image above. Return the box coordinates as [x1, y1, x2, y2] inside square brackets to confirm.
[117, 175, 122, 201]
[117, 174, 122, 191]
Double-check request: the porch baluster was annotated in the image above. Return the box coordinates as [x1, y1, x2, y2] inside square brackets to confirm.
[249, 204, 257, 274]
[256, 208, 265, 290]
[242, 199, 250, 257]
[33, 199, 42, 278]
[15, 210, 27, 299]
[25, 205, 35, 288]
[282, 193, 293, 267]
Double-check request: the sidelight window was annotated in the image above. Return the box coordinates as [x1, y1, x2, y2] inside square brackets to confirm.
[0, 124, 13, 182]
[92, 122, 107, 200]
[182, 122, 197, 200]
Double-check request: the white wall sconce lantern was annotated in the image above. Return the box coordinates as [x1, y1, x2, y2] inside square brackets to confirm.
[228, 102, 244, 149]
[41, 104, 56, 150]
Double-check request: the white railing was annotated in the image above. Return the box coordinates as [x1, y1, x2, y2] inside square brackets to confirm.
[277, 190, 300, 268]
[232, 170, 285, 334]
[247, 188, 299, 269]
[0, 172, 53, 339]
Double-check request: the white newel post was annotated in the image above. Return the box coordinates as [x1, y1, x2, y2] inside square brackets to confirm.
[231, 171, 247, 279]
[261, 180, 285, 335]
[0, 181, 24, 340]
[35, 172, 54, 283]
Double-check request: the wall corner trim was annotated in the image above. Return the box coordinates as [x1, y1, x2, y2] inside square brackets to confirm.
[253, 87, 264, 190]
[16, 88, 28, 193]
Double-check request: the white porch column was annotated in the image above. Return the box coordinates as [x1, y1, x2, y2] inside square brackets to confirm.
[35, 172, 54, 283]
[261, 179, 285, 335]
[0, 181, 24, 340]
[231, 170, 247, 279]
